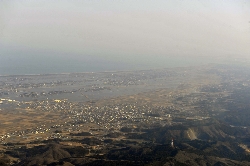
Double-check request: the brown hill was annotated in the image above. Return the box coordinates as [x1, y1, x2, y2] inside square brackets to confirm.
[19, 143, 71, 166]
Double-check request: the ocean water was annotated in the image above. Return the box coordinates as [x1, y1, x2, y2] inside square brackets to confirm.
[0, 54, 212, 76]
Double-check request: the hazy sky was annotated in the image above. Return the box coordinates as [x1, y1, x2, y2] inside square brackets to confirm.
[1, 0, 250, 65]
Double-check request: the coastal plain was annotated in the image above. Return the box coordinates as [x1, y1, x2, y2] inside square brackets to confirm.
[1, 64, 250, 165]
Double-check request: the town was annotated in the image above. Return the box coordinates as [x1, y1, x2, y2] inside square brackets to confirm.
[1, 64, 250, 165]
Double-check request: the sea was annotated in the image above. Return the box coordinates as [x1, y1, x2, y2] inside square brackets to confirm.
[0, 54, 216, 76]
